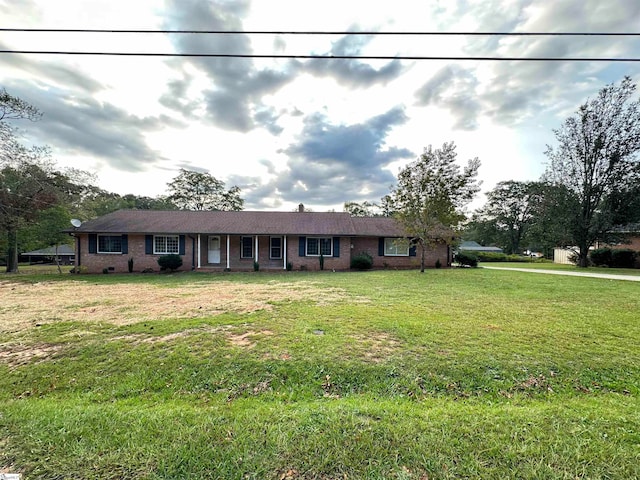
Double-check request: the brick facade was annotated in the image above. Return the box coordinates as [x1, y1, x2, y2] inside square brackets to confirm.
[76, 233, 449, 273]
[76, 234, 196, 273]
[351, 237, 449, 269]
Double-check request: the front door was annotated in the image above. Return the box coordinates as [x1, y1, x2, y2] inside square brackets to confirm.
[208, 236, 221, 264]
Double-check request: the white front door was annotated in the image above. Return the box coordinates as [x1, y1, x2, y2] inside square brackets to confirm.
[208, 236, 221, 263]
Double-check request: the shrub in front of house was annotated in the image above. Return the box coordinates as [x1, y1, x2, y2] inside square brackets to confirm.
[157, 254, 183, 272]
[350, 252, 373, 270]
[590, 248, 637, 268]
[590, 248, 612, 267]
[611, 249, 637, 268]
[475, 252, 508, 262]
[455, 251, 478, 267]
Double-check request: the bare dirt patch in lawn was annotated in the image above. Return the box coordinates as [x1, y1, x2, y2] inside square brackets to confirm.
[350, 332, 401, 363]
[0, 342, 64, 368]
[227, 329, 274, 349]
[0, 280, 355, 333]
[108, 325, 275, 349]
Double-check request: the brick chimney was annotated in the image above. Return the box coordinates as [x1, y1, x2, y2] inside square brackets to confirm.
[298, 203, 304, 212]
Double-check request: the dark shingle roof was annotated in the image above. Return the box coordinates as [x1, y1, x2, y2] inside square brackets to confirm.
[23, 245, 75, 256]
[73, 210, 408, 237]
[459, 240, 503, 252]
[349, 216, 408, 237]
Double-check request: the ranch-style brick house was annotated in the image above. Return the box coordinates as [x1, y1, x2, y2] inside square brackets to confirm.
[69, 208, 451, 273]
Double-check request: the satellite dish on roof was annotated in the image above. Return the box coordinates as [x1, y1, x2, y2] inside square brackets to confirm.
[70, 219, 82, 228]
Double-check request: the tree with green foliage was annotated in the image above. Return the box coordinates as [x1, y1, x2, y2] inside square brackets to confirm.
[545, 76, 640, 267]
[72, 185, 176, 220]
[470, 181, 544, 254]
[526, 183, 579, 258]
[0, 89, 97, 272]
[387, 142, 481, 272]
[0, 150, 77, 272]
[20, 205, 72, 273]
[166, 169, 244, 211]
[343, 200, 383, 217]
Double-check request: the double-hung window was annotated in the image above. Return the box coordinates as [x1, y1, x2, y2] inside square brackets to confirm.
[97, 235, 122, 254]
[270, 237, 282, 259]
[306, 237, 332, 256]
[384, 238, 410, 256]
[241, 236, 253, 258]
[154, 235, 179, 255]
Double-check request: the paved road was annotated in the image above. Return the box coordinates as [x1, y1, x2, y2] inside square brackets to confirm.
[482, 266, 640, 282]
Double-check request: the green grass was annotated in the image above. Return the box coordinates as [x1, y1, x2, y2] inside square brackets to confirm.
[1, 269, 639, 479]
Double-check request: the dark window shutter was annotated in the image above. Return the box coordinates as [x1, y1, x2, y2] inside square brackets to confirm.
[88, 234, 97, 254]
[409, 244, 417, 257]
[179, 235, 186, 255]
[332, 237, 340, 257]
[378, 237, 385, 256]
[121, 235, 128, 254]
[145, 235, 153, 254]
[299, 236, 306, 257]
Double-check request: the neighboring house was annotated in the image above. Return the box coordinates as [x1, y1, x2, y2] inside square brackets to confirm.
[554, 225, 640, 265]
[68, 208, 451, 273]
[604, 223, 640, 251]
[21, 245, 76, 265]
[458, 240, 503, 254]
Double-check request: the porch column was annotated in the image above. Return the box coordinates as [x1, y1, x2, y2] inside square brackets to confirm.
[197, 234, 201, 269]
[226, 235, 230, 269]
[283, 235, 287, 269]
[255, 235, 259, 263]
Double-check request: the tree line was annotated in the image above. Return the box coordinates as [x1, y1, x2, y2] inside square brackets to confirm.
[345, 76, 640, 268]
[1, 89, 243, 272]
[3, 76, 640, 272]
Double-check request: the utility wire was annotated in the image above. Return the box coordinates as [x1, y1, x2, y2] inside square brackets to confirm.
[1, 29, 637, 60]
[0, 51, 638, 61]
[1, 28, 639, 35]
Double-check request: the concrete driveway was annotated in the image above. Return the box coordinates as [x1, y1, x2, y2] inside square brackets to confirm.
[482, 266, 640, 282]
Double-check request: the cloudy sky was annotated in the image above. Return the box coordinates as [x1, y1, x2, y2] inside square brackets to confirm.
[2, 0, 639, 212]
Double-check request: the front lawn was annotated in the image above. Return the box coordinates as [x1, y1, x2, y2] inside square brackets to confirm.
[1, 269, 638, 479]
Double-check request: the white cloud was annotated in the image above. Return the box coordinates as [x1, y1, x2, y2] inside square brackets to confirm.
[2, 0, 640, 211]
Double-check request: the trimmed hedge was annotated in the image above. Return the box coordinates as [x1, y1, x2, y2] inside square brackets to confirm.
[157, 254, 183, 272]
[590, 248, 612, 267]
[612, 249, 637, 268]
[350, 252, 373, 270]
[455, 251, 478, 267]
[464, 251, 543, 263]
[589, 248, 637, 268]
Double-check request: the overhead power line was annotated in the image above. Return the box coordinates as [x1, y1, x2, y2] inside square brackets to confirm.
[0, 50, 638, 61]
[2, 29, 637, 61]
[1, 28, 639, 36]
